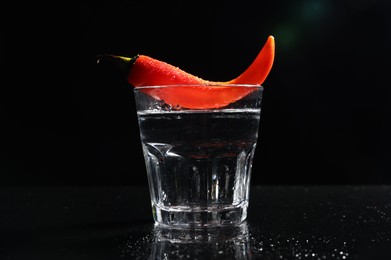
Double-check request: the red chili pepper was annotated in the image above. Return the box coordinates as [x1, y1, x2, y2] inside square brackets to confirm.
[97, 35, 275, 109]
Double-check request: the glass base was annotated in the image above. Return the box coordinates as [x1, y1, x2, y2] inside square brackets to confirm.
[152, 201, 248, 229]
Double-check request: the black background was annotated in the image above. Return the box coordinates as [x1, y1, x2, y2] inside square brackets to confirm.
[2, 0, 391, 186]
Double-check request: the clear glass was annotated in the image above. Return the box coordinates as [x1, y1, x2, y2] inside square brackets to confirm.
[133, 84, 263, 228]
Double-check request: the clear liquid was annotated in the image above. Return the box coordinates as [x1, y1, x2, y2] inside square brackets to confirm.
[137, 109, 261, 228]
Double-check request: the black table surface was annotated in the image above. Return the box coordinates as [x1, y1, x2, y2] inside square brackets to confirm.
[1, 185, 390, 260]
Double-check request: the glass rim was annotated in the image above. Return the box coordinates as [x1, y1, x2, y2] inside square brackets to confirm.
[133, 84, 263, 90]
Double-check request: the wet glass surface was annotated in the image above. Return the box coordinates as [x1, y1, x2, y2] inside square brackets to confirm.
[1, 185, 390, 259]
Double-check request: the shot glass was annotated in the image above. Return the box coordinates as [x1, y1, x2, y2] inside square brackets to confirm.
[133, 84, 263, 228]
